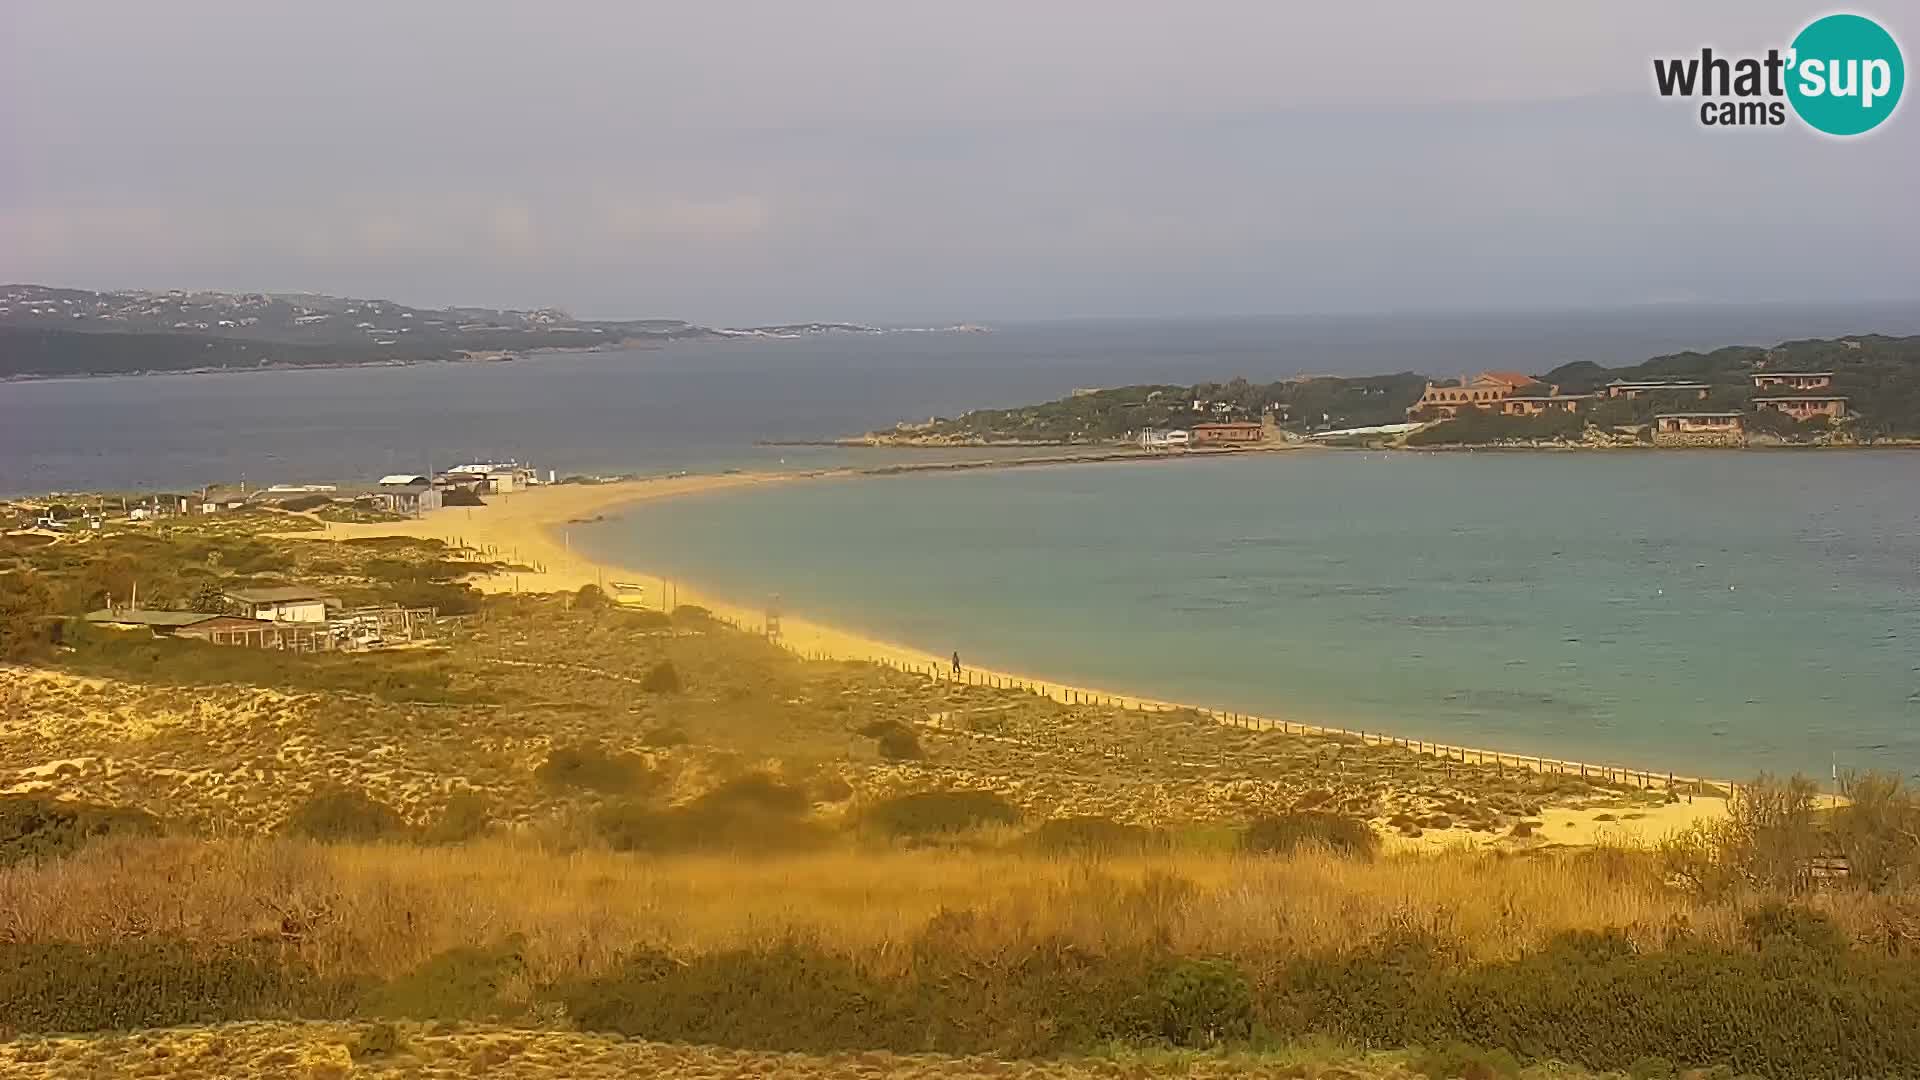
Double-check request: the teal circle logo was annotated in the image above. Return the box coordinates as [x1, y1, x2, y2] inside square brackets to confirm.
[1787, 14, 1904, 135]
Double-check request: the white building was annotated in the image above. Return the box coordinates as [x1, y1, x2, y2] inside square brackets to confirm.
[222, 585, 340, 624]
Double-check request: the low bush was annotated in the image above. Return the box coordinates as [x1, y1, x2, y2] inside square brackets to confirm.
[1027, 815, 1170, 855]
[422, 791, 493, 844]
[638, 725, 690, 748]
[1151, 957, 1254, 1047]
[1832, 771, 1920, 892]
[593, 776, 829, 855]
[0, 939, 352, 1033]
[640, 660, 682, 693]
[617, 609, 672, 630]
[363, 940, 527, 1020]
[690, 773, 811, 816]
[281, 789, 409, 842]
[0, 796, 161, 867]
[1242, 811, 1379, 860]
[563, 940, 912, 1053]
[571, 584, 607, 610]
[1266, 918, 1920, 1078]
[534, 741, 655, 795]
[876, 727, 924, 760]
[864, 790, 1019, 837]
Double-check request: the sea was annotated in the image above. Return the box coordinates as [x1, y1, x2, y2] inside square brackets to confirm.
[574, 452, 1920, 785]
[5, 302, 1918, 781]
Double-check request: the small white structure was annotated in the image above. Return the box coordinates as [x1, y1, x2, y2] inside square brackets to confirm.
[223, 585, 341, 624]
[374, 475, 443, 516]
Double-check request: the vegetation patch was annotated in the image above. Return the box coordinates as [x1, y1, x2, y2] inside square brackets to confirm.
[281, 789, 409, 842]
[1242, 811, 1380, 860]
[534, 741, 656, 795]
[1028, 815, 1171, 855]
[0, 795, 161, 867]
[864, 789, 1021, 837]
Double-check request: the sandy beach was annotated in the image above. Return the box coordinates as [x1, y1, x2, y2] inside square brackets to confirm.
[320, 468, 1731, 845]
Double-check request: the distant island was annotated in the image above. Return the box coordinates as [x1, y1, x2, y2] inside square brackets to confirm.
[0, 284, 987, 379]
[858, 333, 1920, 449]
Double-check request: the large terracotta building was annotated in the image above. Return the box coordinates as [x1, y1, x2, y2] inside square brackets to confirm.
[1406, 371, 1544, 417]
[1190, 421, 1264, 445]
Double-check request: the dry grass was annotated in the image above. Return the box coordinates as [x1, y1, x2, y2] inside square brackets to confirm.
[0, 595, 1669, 845]
[0, 1020, 1625, 1080]
[11, 835, 1913, 990]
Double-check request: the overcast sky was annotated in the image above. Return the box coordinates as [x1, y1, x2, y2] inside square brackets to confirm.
[3, 2, 1915, 323]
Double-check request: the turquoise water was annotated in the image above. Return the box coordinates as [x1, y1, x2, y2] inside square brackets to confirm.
[576, 452, 1920, 783]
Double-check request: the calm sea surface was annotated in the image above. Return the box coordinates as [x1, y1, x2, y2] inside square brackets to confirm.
[577, 452, 1920, 784]
[7, 303, 1919, 494]
[8, 306, 1919, 779]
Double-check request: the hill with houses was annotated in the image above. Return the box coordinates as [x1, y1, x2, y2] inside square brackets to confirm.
[0, 284, 980, 379]
[872, 333, 1920, 447]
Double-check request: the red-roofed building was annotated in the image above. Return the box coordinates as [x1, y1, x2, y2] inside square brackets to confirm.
[1406, 371, 1546, 418]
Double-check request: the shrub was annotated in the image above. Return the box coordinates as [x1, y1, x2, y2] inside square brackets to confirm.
[1832, 772, 1920, 891]
[1267, 926, 1920, 1078]
[422, 791, 492, 844]
[534, 741, 653, 795]
[0, 939, 349, 1033]
[0, 572, 57, 662]
[364, 941, 527, 1020]
[563, 941, 911, 1052]
[1720, 774, 1822, 895]
[691, 773, 811, 816]
[618, 609, 672, 630]
[1739, 903, 1846, 955]
[639, 725, 690, 748]
[640, 660, 682, 693]
[865, 790, 1019, 837]
[876, 727, 924, 760]
[811, 773, 855, 802]
[277, 494, 333, 512]
[1242, 811, 1379, 860]
[0, 796, 161, 867]
[281, 789, 409, 842]
[351, 1022, 405, 1061]
[594, 775, 828, 856]
[571, 584, 607, 610]
[440, 488, 486, 507]
[1028, 816, 1170, 856]
[1151, 957, 1254, 1047]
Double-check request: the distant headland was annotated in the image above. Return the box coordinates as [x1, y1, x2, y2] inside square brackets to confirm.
[0, 283, 988, 381]
[857, 333, 1920, 450]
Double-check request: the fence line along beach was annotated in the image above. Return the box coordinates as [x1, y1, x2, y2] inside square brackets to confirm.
[316, 467, 1737, 846]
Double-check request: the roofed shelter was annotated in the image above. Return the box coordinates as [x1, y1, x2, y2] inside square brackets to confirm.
[222, 585, 340, 623]
[85, 609, 225, 632]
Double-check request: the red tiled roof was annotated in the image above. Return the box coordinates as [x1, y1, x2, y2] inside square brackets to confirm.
[1474, 371, 1542, 389]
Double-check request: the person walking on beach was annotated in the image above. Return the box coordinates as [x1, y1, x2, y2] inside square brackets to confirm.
[951, 651, 962, 678]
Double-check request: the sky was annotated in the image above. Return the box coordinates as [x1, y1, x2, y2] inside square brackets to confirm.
[2, 1, 1916, 324]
